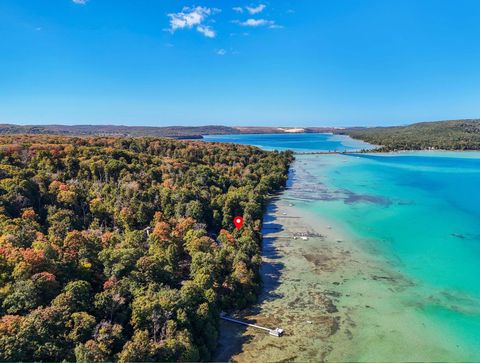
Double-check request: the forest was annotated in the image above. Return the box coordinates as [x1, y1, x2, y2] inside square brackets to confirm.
[339, 119, 480, 151]
[0, 135, 293, 362]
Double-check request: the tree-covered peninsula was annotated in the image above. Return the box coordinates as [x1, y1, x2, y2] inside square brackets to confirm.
[339, 119, 480, 151]
[0, 135, 293, 362]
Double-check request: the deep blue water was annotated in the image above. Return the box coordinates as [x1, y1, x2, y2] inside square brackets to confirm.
[202, 133, 375, 152]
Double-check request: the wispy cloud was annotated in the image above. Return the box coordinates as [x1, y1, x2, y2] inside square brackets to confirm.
[197, 25, 216, 38]
[236, 18, 274, 27]
[233, 4, 266, 15]
[72, 0, 88, 4]
[232, 4, 282, 29]
[167, 6, 220, 38]
[216, 48, 227, 56]
[246, 4, 266, 15]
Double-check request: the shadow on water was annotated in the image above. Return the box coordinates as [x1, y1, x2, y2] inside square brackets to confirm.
[258, 202, 286, 301]
[285, 166, 296, 189]
[254, 168, 295, 303]
[214, 321, 255, 363]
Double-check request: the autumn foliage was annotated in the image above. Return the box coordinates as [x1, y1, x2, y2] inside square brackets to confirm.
[0, 135, 292, 362]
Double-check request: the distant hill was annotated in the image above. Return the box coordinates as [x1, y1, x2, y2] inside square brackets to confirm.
[0, 124, 240, 138]
[337, 119, 480, 151]
[0, 124, 335, 138]
[235, 126, 336, 134]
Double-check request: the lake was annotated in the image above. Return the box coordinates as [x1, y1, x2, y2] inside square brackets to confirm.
[203, 133, 376, 152]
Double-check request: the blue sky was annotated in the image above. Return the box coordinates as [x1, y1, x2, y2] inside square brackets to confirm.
[1, 0, 479, 127]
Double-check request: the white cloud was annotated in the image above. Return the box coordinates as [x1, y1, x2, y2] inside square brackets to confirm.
[232, 7, 244, 13]
[246, 4, 266, 15]
[197, 25, 216, 38]
[216, 48, 227, 56]
[237, 18, 274, 27]
[167, 6, 220, 38]
[168, 7, 210, 31]
[72, 0, 88, 4]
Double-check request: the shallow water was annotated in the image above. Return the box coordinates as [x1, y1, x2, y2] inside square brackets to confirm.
[308, 152, 480, 360]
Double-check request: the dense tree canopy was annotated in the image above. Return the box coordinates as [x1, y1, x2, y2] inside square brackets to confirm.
[0, 135, 292, 362]
[339, 119, 480, 151]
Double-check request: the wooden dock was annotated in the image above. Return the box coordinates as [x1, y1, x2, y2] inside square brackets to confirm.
[220, 313, 284, 337]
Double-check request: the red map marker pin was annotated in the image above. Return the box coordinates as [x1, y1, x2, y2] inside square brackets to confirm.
[233, 216, 244, 230]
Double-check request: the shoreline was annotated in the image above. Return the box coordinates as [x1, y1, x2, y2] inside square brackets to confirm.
[214, 159, 380, 362]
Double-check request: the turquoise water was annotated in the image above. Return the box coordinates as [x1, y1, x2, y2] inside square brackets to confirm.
[203, 133, 376, 152]
[304, 152, 480, 359]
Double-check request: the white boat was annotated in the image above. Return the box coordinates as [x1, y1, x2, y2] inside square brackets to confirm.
[269, 328, 284, 337]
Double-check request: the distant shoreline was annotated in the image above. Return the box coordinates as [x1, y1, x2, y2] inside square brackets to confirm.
[0, 124, 337, 138]
[1, 118, 479, 151]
